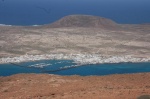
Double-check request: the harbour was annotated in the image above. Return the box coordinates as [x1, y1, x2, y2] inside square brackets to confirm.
[1, 59, 150, 76]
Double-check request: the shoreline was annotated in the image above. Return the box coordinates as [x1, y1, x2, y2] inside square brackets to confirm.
[0, 54, 150, 65]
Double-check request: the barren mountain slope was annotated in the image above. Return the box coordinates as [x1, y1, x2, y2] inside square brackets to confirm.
[43, 15, 118, 29]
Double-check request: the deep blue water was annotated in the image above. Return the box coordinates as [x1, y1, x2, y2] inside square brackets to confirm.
[0, 60, 150, 76]
[0, 0, 150, 25]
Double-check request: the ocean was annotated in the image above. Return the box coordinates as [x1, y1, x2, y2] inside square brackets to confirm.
[0, 0, 150, 25]
[0, 60, 150, 76]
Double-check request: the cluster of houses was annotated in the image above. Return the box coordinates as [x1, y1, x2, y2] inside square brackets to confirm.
[0, 54, 150, 65]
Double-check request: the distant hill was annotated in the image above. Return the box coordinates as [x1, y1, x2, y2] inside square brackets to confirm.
[44, 15, 118, 29]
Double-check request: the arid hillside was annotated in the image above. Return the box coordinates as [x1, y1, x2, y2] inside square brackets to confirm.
[0, 73, 150, 99]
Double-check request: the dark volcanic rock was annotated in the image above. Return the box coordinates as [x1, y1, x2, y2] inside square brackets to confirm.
[46, 15, 118, 28]
[137, 95, 150, 99]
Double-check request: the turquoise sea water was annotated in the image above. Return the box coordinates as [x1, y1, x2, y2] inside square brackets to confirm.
[0, 60, 150, 76]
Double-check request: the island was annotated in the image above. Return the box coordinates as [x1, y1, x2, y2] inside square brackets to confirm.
[0, 15, 150, 99]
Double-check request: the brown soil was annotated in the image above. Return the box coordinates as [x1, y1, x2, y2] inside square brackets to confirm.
[0, 73, 150, 99]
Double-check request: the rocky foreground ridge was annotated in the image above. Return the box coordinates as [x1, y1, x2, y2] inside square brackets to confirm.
[0, 73, 150, 99]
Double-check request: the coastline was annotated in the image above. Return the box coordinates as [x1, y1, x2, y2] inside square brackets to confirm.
[0, 54, 150, 65]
